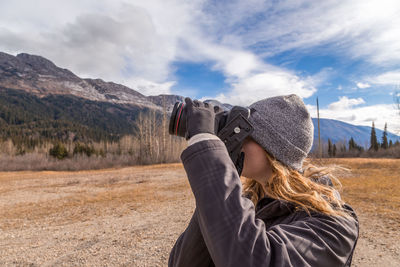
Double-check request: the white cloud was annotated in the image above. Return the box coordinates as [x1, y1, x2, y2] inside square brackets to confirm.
[367, 70, 400, 85]
[304, 68, 335, 88]
[199, 65, 331, 106]
[121, 78, 176, 96]
[327, 96, 365, 110]
[1, 0, 400, 100]
[184, 43, 266, 79]
[201, 70, 316, 106]
[356, 82, 371, 89]
[0, 0, 204, 94]
[203, 0, 400, 66]
[0, 0, 316, 99]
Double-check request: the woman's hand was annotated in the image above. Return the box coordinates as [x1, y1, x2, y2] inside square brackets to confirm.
[184, 97, 216, 140]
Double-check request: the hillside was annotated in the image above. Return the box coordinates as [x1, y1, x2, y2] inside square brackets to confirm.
[311, 118, 400, 149]
[0, 51, 184, 146]
[0, 87, 144, 143]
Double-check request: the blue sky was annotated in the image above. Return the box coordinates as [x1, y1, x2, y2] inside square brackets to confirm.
[0, 0, 399, 133]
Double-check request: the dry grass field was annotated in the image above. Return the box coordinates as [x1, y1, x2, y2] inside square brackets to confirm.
[311, 158, 400, 266]
[0, 158, 399, 266]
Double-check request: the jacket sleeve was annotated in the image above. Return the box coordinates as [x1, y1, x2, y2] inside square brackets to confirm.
[181, 139, 359, 267]
[168, 209, 213, 267]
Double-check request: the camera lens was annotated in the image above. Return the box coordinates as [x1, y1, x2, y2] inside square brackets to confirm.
[168, 102, 187, 137]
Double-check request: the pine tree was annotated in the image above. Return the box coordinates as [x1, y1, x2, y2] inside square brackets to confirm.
[349, 137, 363, 152]
[389, 140, 393, 148]
[349, 137, 355, 150]
[333, 144, 337, 157]
[381, 122, 388, 149]
[328, 139, 332, 157]
[49, 143, 68, 159]
[369, 122, 379, 151]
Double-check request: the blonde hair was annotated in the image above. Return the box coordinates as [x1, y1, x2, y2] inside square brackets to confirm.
[242, 151, 350, 217]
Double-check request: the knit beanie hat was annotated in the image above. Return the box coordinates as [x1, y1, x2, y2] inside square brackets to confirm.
[247, 94, 314, 171]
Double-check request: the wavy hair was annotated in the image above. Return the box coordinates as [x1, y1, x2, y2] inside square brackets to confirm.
[242, 151, 351, 217]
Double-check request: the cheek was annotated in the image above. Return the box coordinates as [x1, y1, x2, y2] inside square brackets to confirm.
[242, 145, 269, 176]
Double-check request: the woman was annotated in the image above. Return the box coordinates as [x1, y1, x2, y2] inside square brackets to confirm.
[169, 94, 359, 267]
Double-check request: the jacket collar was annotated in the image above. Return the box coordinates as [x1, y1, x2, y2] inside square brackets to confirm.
[255, 197, 295, 220]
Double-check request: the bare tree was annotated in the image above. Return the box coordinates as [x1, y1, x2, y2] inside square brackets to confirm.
[137, 112, 146, 163]
[162, 95, 167, 162]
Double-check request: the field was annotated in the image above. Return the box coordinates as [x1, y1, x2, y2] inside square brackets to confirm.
[0, 158, 399, 266]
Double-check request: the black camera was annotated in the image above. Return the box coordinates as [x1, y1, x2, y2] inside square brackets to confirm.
[168, 100, 254, 175]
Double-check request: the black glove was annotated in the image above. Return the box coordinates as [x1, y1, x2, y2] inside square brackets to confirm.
[185, 97, 216, 140]
[214, 107, 228, 135]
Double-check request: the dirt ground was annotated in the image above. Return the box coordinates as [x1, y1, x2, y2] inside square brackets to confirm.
[0, 159, 399, 266]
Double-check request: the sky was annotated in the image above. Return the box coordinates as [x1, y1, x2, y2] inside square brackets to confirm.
[1, 0, 400, 134]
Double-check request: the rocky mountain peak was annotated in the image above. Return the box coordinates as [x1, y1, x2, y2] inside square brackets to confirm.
[15, 53, 78, 80]
[0, 52, 29, 72]
[17, 53, 57, 69]
[0, 51, 18, 64]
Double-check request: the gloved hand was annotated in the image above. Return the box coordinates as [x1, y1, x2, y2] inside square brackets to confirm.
[185, 97, 216, 140]
[214, 107, 228, 135]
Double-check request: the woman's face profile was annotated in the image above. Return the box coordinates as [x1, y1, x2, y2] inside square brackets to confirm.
[240, 137, 273, 184]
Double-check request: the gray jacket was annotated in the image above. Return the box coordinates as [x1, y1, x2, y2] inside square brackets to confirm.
[169, 139, 359, 267]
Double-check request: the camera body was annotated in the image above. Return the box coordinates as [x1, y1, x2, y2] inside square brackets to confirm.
[168, 100, 254, 175]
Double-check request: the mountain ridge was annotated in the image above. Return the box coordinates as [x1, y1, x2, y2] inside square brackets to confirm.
[0, 51, 183, 111]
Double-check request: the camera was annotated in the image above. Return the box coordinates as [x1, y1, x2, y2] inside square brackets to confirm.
[168, 100, 254, 175]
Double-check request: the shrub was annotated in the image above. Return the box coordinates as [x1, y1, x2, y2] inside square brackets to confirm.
[73, 142, 95, 157]
[49, 143, 68, 159]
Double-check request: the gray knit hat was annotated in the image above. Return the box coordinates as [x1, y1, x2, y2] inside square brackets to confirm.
[247, 94, 314, 171]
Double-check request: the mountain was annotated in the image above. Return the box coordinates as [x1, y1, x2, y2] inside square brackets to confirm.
[0, 51, 183, 111]
[311, 118, 400, 149]
[0, 51, 186, 144]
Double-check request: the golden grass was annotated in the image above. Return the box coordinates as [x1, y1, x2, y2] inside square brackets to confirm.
[310, 158, 400, 228]
[1, 159, 399, 231]
[0, 163, 192, 230]
[0, 163, 184, 182]
[1, 181, 189, 228]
